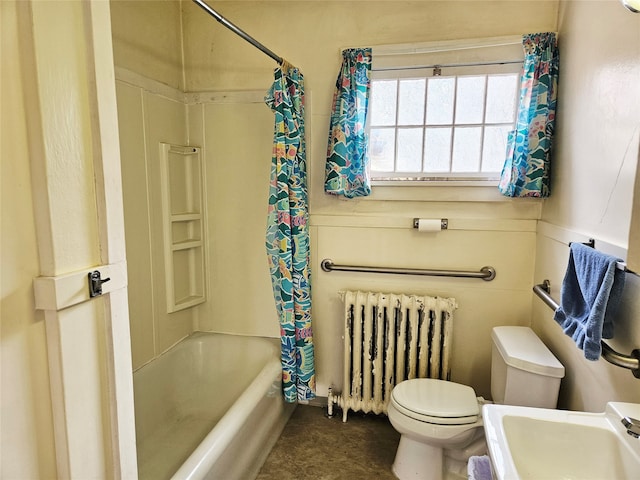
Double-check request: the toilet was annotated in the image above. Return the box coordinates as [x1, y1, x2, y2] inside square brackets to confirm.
[388, 326, 565, 480]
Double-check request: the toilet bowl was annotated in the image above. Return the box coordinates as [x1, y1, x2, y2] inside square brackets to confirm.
[388, 327, 565, 480]
[387, 379, 484, 480]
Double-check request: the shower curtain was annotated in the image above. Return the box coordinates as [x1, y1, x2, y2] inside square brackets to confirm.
[265, 64, 316, 402]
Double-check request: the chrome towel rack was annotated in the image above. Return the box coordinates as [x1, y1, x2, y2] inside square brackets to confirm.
[533, 280, 640, 378]
[569, 239, 629, 272]
[320, 259, 496, 281]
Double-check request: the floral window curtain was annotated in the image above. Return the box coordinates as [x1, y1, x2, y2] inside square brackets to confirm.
[265, 64, 315, 403]
[324, 48, 372, 198]
[499, 32, 559, 198]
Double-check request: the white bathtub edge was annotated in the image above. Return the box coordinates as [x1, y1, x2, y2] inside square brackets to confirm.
[171, 358, 286, 480]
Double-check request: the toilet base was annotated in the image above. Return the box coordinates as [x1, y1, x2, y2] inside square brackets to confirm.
[392, 436, 443, 480]
[392, 434, 488, 480]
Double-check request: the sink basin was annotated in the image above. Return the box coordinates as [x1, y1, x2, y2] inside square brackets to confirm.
[483, 402, 640, 480]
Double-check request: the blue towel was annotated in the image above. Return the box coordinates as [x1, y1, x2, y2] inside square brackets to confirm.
[553, 243, 625, 360]
[467, 455, 492, 480]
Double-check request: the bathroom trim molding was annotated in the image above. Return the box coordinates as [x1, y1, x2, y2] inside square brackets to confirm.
[34, 262, 127, 312]
[115, 66, 185, 102]
[537, 221, 628, 260]
[311, 215, 537, 233]
[184, 90, 266, 104]
[114, 67, 268, 106]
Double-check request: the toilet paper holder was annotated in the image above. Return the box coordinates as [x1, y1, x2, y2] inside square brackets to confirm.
[413, 218, 448, 230]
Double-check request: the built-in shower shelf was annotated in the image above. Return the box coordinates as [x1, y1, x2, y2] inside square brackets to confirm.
[172, 240, 202, 251]
[160, 143, 207, 313]
[173, 295, 206, 310]
[171, 213, 201, 222]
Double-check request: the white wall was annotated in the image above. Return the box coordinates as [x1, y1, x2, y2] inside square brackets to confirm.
[181, 0, 559, 398]
[312, 218, 541, 398]
[531, 0, 640, 411]
[3, 0, 137, 476]
[542, 1, 639, 244]
[1, 2, 57, 476]
[110, 0, 185, 91]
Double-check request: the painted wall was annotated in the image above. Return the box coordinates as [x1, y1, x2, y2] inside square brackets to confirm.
[110, 0, 185, 91]
[181, 1, 559, 399]
[531, 0, 640, 412]
[1, 1, 57, 476]
[3, 0, 137, 476]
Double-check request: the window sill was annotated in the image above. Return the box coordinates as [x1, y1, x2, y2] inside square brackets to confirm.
[371, 179, 499, 187]
[366, 182, 534, 203]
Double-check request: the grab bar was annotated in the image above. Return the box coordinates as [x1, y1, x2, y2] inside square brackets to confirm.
[533, 280, 640, 378]
[320, 258, 496, 281]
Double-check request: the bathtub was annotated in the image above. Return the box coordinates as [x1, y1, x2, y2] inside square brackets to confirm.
[133, 332, 295, 480]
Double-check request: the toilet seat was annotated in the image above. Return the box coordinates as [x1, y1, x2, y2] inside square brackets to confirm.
[390, 379, 479, 425]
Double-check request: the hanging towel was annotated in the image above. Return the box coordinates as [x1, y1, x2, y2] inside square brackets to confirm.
[467, 455, 493, 480]
[553, 243, 626, 360]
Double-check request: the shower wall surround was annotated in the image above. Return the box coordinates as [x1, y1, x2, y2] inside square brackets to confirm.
[116, 74, 194, 369]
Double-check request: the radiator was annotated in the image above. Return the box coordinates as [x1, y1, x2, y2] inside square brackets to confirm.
[332, 290, 457, 422]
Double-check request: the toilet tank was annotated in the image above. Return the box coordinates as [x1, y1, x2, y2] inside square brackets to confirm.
[491, 326, 565, 408]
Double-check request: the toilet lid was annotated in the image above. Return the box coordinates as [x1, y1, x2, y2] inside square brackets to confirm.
[391, 379, 479, 425]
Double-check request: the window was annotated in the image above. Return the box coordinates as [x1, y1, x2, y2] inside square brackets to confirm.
[367, 38, 523, 184]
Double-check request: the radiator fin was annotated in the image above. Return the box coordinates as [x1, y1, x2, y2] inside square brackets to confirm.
[337, 291, 457, 421]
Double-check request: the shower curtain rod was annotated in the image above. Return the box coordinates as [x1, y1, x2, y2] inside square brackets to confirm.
[192, 0, 283, 65]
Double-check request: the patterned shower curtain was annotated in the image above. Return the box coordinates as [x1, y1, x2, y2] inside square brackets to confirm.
[324, 48, 372, 198]
[265, 64, 315, 403]
[499, 32, 559, 198]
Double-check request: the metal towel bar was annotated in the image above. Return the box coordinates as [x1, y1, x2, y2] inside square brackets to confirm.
[533, 280, 640, 378]
[320, 258, 496, 281]
[569, 239, 629, 271]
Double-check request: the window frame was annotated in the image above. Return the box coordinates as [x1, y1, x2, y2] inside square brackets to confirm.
[366, 37, 524, 187]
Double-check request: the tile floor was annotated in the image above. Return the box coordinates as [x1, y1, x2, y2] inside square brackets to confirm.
[256, 404, 401, 480]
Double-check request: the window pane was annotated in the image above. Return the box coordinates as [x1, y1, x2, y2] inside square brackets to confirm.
[369, 128, 396, 171]
[398, 79, 426, 125]
[452, 126, 482, 172]
[486, 74, 519, 124]
[481, 125, 512, 172]
[370, 80, 397, 126]
[455, 76, 486, 124]
[424, 127, 451, 172]
[397, 128, 423, 172]
[426, 77, 454, 125]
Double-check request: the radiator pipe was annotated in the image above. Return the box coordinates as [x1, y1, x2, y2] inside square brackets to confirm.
[326, 387, 336, 418]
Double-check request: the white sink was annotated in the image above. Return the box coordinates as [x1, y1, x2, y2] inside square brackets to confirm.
[483, 402, 640, 480]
